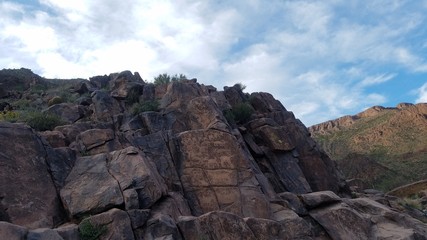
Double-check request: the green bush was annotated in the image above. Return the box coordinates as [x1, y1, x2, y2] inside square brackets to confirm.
[25, 112, 62, 131]
[232, 103, 254, 123]
[131, 100, 160, 115]
[125, 88, 143, 105]
[79, 218, 107, 240]
[0, 111, 20, 123]
[154, 73, 187, 85]
[48, 96, 63, 106]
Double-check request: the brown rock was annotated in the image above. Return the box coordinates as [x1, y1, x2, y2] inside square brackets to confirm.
[54, 122, 92, 144]
[143, 214, 182, 240]
[27, 228, 63, 240]
[176, 129, 271, 218]
[300, 191, 341, 209]
[254, 125, 295, 151]
[54, 223, 79, 240]
[60, 154, 123, 217]
[245, 217, 313, 240]
[90, 90, 122, 121]
[0, 122, 64, 228]
[39, 130, 67, 148]
[309, 202, 373, 240]
[108, 146, 167, 208]
[177, 211, 256, 240]
[44, 103, 86, 123]
[80, 208, 134, 240]
[0, 221, 28, 240]
[77, 128, 114, 150]
[127, 209, 150, 229]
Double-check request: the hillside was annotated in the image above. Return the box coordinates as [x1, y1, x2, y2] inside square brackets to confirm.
[1, 68, 427, 239]
[309, 103, 427, 191]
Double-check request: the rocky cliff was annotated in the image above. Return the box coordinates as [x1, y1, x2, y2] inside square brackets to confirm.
[309, 103, 427, 191]
[1, 69, 426, 239]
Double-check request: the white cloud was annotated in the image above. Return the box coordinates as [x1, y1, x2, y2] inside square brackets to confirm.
[416, 83, 427, 103]
[1, 0, 427, 126]
[359, 73, 396, 87]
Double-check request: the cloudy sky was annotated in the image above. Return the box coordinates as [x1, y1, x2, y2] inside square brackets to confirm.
[1, 0, 427, 126]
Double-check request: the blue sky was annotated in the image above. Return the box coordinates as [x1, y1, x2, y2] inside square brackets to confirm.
[1, 0, 427, 126]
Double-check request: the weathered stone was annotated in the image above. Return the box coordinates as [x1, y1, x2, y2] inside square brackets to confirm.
[0, 122, 64, 228]
[81, 208, 134, 240]
[186, 96, 229, 131]
[278, 192, 308, 215]
[110, 71, 144, 99]
[129, 131, 182, 191]
[127, 209, 150, 229]
[72, 80, 96, 95]
[91, 90, 122, 121]
[0, 221, 28, 240]
[60, 154, 123, 217]
[44, 103, 86, 123]
[245, 217, 313, 240]
[300, 191, 341, 209]
[123, 189, 139, 210]
[54, 223, 79, 240]
[177, 211, 256, 240]
[176, 129, 271, 218]
[149, 192, 192, 222]
[108, 146, 167, 208]
[89, 75, 110, 89]
[344, 198, 427, 238]
[263, 149, 312, 194]
[255, 125, 295, 151]
[27, 228, 63, 240]
[77, 128, 114, 150]
[54, 122, 92, 144]
[309, 202, 373, 240]
[39, 130, 67, 148]
[46, 147, 77, 190]
[143, 214, 182, 240]
[223, 85, 247, 106]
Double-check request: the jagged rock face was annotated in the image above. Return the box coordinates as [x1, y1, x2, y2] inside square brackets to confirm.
[0, 122, 64, 229]
[1, 69, 426, 239]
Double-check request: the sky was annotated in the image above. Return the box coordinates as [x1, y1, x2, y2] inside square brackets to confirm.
[1, 0, 427, 126]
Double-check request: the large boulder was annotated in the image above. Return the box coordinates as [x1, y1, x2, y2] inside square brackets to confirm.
[175, 129, 271, 218]
[0, 122, 64, 228]
[108, 147, 168, 209]
[177, 211, 256, 240]
[0, 221, 28, 240]
[44, 103, 86, 123]
[60, 154, 123, 217]
[90, 90, 122, 121]
[79, 208, 134, 240]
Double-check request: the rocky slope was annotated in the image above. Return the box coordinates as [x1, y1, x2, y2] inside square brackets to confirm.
[1, 68, 427, 239]
[309, 103, 427, 191]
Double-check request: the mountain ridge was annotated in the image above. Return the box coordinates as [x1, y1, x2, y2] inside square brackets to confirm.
[309, 102, 427, 191]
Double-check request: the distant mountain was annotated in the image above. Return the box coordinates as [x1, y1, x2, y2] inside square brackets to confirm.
[309, 103, 427, 191]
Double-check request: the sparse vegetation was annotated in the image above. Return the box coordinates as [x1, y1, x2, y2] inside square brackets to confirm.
[48, 96, 63, 106]
[154, 73, 187, 85]
[0, 111, 20, 123]
[25, 112, 63, 131]
[79, 218, 107, 240]
[231, 102, 254, 123]
[131, 100, 160, 115]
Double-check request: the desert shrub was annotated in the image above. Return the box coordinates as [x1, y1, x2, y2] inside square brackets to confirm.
[233, 82, 246, 91]
[48, 96, 63, 106]
[0, 111, 20, 123]
[125, 87, 143, 105]
[13, 99, 32, 110]
[25, 112, 62, 131]
[79, 218, 107, 240]
[154, 73, 187, 85]
[131, 100, 160, 115]
[223, 109, 236, 125]
[232, 103, 254, 123]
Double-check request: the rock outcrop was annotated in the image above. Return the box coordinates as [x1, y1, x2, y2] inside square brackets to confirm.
[1, 69, 426, 239]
